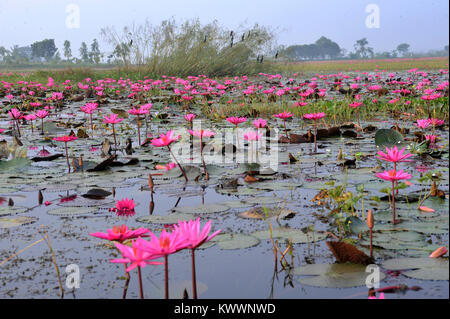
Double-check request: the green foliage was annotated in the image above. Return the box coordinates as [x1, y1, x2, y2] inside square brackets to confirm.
[31, 39, 57, 61]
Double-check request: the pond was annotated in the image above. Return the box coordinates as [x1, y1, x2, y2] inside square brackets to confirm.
[0, 70, 448, 299]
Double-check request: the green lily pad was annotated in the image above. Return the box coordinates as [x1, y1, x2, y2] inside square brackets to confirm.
[375, 129, 404, 148]
[47, 207, 98, 216]
[381, 257, 449, 281]
[0, 216, 37, 228]
[252, 227, 326, 244]
[293, 263, 386, 288]
[214, 233, 260, 250]
[247, 181, 303, 191]
[344, 216, 367, 234]
[0, 206, 28, 216]
[0, 158, 32, 171]
[243, 197, 286, 205]
[173, 203, 230, 214]
[136, 213, 193, 224]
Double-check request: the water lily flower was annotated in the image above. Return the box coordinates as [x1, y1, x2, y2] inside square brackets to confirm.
[414, 119, 431, 130]
[90, 225, 150, 243]
[151, 131, 187, 182]
[184, 113, 196, 122]
[304, 112, 326, 153]
[136, 229, 189, 299]
[103, 114, 124, 152]
[375, 169, 411, 224]
[189, 129, 215, 180]
[273, 111, 293, 139]
[226, 116, 247, 126]
[156, 162, 178, 171]
[376, 146, 413, 164]
[114, 198, 136, 217]
[253, 118, 267, 129]
[53, 135, 78, 173]
[172, 218, 221, 299]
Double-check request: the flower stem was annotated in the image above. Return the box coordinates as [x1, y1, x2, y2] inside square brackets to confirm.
[165, 255, 169, 299]
[391, 181, 396, 225]
[200, 136, 209, 180]
[122, 263, 130, 299]
[136, 115, 141, 146]
[168, 145, 188, 182]
[64, 142, 71, 173]
[314, 119, 317, 153]
[191, 248, 198, 299]
[137, 266, 144, 299]
[112, 124, 117, 154]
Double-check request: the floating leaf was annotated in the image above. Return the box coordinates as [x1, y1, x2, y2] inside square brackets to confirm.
[47, 207, 98, 216]
[214, 233, 260, 250]
[381, 257, 449, 281]
[136, 213, 193, 224]
[375, 129, 404, 148]
[173, 203, 230, 214]
[0, 216, 37, 229]
[293, 263, 386, 288]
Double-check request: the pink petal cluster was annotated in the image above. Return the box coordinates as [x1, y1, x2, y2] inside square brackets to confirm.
[150, 130, 181, 147]
[376, 146, 413, 163]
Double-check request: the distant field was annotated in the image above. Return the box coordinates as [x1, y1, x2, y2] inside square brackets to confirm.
[277, 56, 449, 74]
[0, 56, 448, 83]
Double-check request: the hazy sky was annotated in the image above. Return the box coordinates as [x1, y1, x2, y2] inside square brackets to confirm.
[0, 0, 448, 56]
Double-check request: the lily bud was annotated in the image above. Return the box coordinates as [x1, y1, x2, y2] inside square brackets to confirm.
[148, 174, 154, 190]
[367, 210, 374, 229]
[430, 246, 447, 258]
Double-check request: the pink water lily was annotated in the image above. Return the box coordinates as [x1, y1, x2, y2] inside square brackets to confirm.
[35, 110, 49, 135]
[377, 146, 413, 163]
[103, 113, 124, 152]
[189, 129, 215, 180]
[226, 116, 247, 126]
[114, 198, 136, 217]
[253, 118, 267, 128]
[273, 111, 293, 139]
[90, 225, 150, 243]
[8, 108, 22, 137]
[173, 218, 221, 299]
[156, 162, 178, 171]
[151, 131, 187, 182]
[376, 169, 411, 224]
[136, 229, 189, 299]
[184, 113, 196, 122]
[304, 112, 326, 153]
[53, 135, 78, 173]
[110, 239, 164, 299]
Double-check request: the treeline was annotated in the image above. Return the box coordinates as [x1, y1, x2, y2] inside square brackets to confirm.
[280, 37, 449, 61]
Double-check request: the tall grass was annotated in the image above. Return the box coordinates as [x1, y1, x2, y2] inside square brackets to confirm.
[100, 18, 278, 77]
